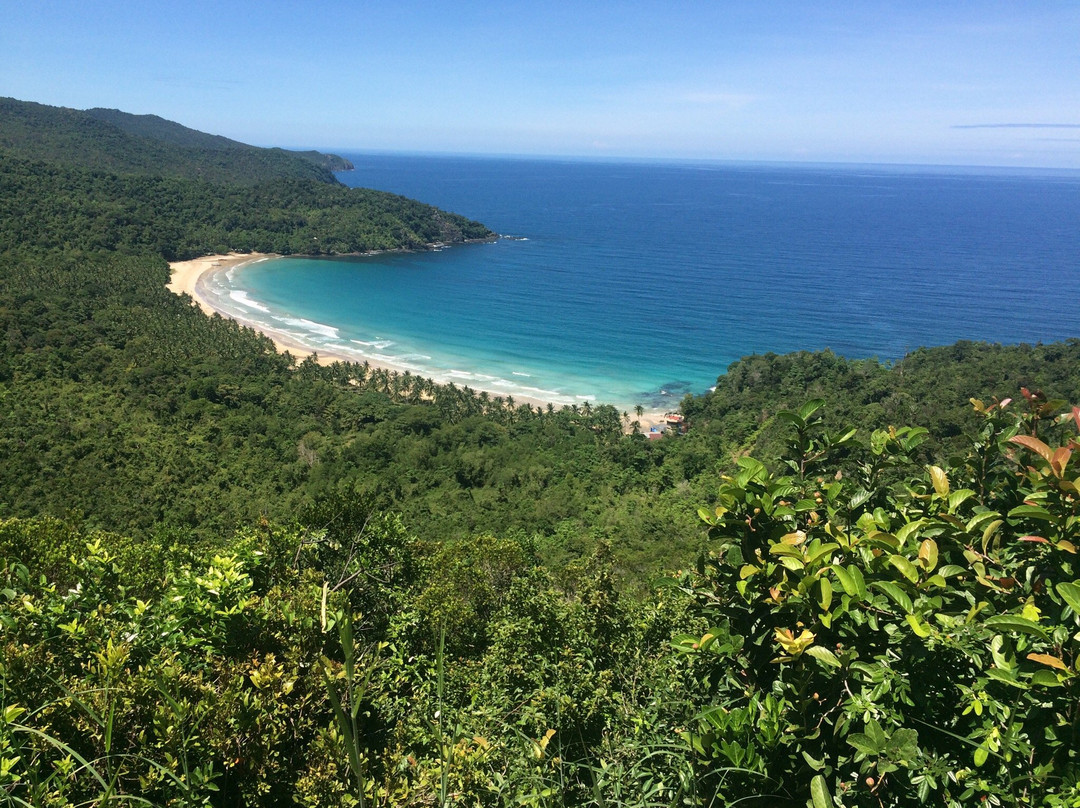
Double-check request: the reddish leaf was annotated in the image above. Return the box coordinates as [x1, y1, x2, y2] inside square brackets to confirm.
[1009, 434, 1054, 465]
[1027, 653, 1068, 671]
[1018, 535, 1050, 544]
[1050, 446, 1072, 477]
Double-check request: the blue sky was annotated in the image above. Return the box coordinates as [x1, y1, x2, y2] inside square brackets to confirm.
[3, 1, 1079, 167]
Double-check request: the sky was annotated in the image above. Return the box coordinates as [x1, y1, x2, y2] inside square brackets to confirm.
[3, 1, 1079, 168]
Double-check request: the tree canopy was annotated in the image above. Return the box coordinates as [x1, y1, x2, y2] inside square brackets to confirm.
[1, 97, 1077, 806]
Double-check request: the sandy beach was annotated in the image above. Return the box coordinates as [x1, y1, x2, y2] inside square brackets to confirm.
[167, 253, 670, 430]
[169, 252, 342, 366]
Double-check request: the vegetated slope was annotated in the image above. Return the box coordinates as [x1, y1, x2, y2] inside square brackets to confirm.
[0, 96, 344, 185]
[1, 98, 1077, 578]
[3, 377, 1078, 806]
[682, 341, 1080, 465]
[0, 151, 492, 259]
[3, 99, 1080, 807]
[2, 236, 1078, 577]
[84, 105, 355, 171]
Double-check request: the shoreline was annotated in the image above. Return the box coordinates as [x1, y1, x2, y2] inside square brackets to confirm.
[166, 253, 671, 430]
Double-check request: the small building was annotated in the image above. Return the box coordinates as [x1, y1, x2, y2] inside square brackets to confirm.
[663, 412, 687, 434]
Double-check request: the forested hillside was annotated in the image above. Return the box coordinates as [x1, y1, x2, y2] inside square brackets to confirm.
[1, 99, 1077, 806]
[0, 97, 351, 184]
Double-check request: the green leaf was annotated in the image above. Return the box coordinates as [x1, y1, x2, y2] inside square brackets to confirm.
[889, 554, 920, 584]
[886, 728, 919, 760]
[770, 542, 806, 558]
[833, 565, 857, 597]
[1007, 504, 1054, 522]
[810, 774, 833, 808]
[778, 556, 806, 572]
[806, 645, 842, 669]
[798, 399, 826, 422]
[973, 746, 989, 767]
[918, 538, 939, 571]
[870, 580, 913, 613]
[981, 519, 1004, 551]
[966, 510, 1003, 533]
[849, 564, 867, 599]
[895, 519, 926, 544]
[1056, 581, 1080, 615]
[848, 488, 872, 510]
[776, 410, 806, 430]
[847, 732, 881, 756]
[906, 613, 932, 637]
[805, 542, 840, 565]
[985, 667, 1025, 688]
[944, 489, 971, 514]
[928, 465, 950, 497]
[1030, 670, 1062, 687]
[819, 576, 833, 610]
[865, 719, 887, 748]
[984, 614, 1050, 640]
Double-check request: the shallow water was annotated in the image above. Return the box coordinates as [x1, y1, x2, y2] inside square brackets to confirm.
[213, 155, 1080, 410]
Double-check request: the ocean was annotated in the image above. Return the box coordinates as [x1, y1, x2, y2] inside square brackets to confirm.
[202, 155, 1080, 411]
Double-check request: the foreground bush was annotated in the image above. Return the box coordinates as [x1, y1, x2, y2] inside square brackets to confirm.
[676, 393, 1079, 806]
[2, 392, 1077, 806]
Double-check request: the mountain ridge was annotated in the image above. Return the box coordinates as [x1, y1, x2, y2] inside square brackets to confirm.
[0, 97, 351, 185]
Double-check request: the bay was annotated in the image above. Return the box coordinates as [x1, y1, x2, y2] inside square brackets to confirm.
[216, 155, 1080, 410]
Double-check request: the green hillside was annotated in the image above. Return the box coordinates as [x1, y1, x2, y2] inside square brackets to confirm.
[0, 97, 348, 185]
[1, 99, 1077, 807]
[84, 106, 355, 171]
[0, 151, 492, 259]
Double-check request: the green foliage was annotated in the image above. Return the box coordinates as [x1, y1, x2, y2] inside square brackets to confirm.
[0, 152, 492, 260]
[0, 96, 344, 185]
[0, 514, 700, 806]
[675, 397, 1080, 806]
[3, 94, 1080, 806]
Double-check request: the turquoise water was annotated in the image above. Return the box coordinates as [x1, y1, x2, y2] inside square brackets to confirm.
[207, 156, 1080, 410]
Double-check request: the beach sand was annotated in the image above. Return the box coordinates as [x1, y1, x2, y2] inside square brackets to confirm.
[167, 253, 671, 429]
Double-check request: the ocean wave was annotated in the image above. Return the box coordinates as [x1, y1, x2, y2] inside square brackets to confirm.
[228, 290, 272, 313]
[512, 371, 532, 377]
[446, 369, 500, 383]
[351, 339, 394, 349]
[275, 317, 340, 340]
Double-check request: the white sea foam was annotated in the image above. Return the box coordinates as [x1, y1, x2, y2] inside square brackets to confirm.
[512, 371, 532, 377]
[275, 317, 340, 340]
[229, 290, 272, 313]
[350, 339, 394, 349]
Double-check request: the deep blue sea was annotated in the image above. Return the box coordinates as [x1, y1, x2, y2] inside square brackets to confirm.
[208, 155, 1080, 410]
